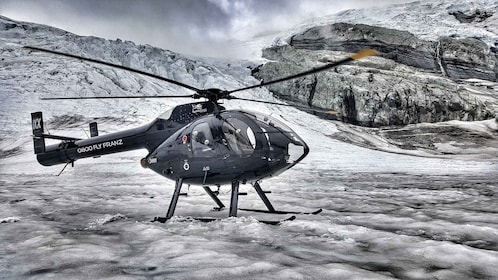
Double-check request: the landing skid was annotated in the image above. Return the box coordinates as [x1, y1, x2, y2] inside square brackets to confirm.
[153, 179, 319, 223]
[166, 215, 296, 225]
[239, 208, 323, 215]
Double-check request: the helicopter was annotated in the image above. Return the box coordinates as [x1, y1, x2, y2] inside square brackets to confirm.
[27, 46, 377, 223]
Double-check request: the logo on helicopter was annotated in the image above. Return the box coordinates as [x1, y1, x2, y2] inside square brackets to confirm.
[76, 139, 123, 153]
[32, 118, 42, 130]
[192, 104, 207, 114]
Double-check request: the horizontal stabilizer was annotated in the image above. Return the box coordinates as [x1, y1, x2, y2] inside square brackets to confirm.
[41, 134, 81, 141]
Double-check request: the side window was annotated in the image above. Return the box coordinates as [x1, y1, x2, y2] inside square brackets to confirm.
[191, 123, 215, 157]
[222, 118, 255, 156]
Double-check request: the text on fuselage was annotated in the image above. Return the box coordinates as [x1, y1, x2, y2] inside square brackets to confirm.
[76, 139, 123, 153]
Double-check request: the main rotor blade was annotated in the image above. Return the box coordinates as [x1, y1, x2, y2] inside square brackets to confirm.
[226, 49, 377, 94]
[24, 46, 202, 93]
[228, 96, 294, 106]
[41, 95, 194, 100]
[228, 96, 339, 116]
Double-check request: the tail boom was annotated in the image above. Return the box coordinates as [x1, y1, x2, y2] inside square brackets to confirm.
[31, 112, 149, 166]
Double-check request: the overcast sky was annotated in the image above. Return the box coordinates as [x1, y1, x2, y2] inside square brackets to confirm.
[0, 0, 413, 58]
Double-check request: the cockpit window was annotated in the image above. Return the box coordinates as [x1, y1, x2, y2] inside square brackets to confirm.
[222, 118, 255, 156]
[242, 111, 305, 146]
[191, 123, 215, 157]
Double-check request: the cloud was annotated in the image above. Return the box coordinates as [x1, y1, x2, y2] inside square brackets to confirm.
[0, 0, 414, 58]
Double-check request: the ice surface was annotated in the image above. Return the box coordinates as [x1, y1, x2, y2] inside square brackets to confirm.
[2, 91, 497, 279]
[1, 8, 498, 280]
[1, 145, 497, 279]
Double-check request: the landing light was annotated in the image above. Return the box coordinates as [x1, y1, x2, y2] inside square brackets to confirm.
[140, 158, 148, 168]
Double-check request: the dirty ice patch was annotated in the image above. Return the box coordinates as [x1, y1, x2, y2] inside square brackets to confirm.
[86, 213, 128, 229]
[1, 216, 20, 223]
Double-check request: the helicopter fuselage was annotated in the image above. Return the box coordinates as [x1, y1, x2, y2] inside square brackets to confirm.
[32, 102, 309, 186]
[145, 109, 309, 185]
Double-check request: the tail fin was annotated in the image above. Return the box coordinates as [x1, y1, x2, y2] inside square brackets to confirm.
[89, 122, 98, 137]
[31, 112, 45, 154]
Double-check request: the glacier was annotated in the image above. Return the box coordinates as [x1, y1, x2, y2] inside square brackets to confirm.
[1, 1, 498, 279]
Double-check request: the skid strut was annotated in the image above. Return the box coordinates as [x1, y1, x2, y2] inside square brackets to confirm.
[154, 178, 184, 223]
[166, 178, 184, 220]
[203, 185, 225, 210]
[229, 180, 240, 217]
[155, 179, 311, 223]
[253, 181, 276, 212]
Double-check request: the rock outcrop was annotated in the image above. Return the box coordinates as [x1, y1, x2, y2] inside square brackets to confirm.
[289, 23, 497, 83]
[450, 9, 493, 23]
[253, 23, 498, 127]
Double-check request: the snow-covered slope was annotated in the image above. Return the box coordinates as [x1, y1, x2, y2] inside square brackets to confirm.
[0, 15, 285, 144]
[1, 3, 498, 279]
[268, 0, 498, 48]
[240, 0, 498, 61]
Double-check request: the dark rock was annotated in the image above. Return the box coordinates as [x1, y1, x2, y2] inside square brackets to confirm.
[450, 9, 493, 23]
[254, 23, 497, 127]
[288, 23, 498, 82]
[290, 23, 440, 74]
[438, 36, 497, 81]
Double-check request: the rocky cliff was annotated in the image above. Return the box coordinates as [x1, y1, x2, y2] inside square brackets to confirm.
[253, 21, 498, 127]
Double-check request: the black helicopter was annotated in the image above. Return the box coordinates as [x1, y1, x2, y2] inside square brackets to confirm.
[28, 46, 376, 222]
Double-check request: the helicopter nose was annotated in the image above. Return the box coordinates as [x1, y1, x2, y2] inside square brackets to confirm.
[142, 154, 160, 169]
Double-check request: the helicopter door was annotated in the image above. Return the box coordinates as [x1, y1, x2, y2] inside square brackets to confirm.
[191, 122, 217, 157]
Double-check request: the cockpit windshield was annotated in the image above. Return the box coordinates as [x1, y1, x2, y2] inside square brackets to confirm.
[242, 111, 308, 164]
[242, 111, 304, 146]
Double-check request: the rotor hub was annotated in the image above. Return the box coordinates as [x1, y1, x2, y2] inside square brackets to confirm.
[195, 88, 230, 103]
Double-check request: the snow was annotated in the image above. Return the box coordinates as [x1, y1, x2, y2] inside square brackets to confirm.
[238, 0, 498, 61]
[2, 94, 497, 279]
[0, 217, 20, 223]
[300, 0, 496, 44]
[1, 4, 498, 280]
[332, 119, 498, 159]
